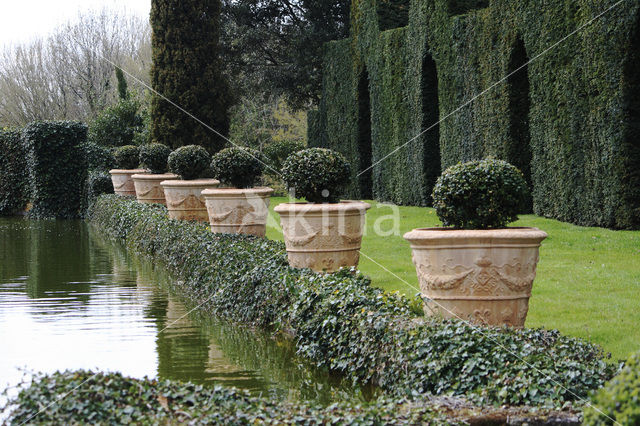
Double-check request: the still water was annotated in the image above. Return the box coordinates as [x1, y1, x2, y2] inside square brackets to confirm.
[0, 218, 348, 407]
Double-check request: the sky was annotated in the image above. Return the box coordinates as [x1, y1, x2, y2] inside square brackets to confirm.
[0, 0, 151, 47]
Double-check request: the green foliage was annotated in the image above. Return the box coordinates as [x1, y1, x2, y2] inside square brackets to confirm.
[114, 145, 140, 170]
[115, 66, 129, 100]
[316, 0, 640, 228]
[150, 0, 231, 153]
[168, 145, 211, 180]
[88, 196, 616, 407]
[0, 129, 29, 215]
[86, 171, 114, 207]
[88, 98, 143, 148]
[210, 147, 264, 188]
[584, 352, 640, 425]
[3, 370, 454, 424]
[23, 121, 87, 219]
[377, 0, 409, 31]
[307, 109, 326, 147]
[432, 159, 528, 229]
[139, 143, 171, 174]
[263, 140, 304, 175]
[281, 148, 350, 203]
[83, 142, 115, 172]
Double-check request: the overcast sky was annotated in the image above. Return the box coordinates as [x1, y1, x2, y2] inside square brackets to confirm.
[0, 0, 150, 46]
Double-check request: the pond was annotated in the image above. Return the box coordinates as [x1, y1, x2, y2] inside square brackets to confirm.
[0, 218, 351, 409]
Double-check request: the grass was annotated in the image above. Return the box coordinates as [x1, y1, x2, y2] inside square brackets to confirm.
[265, 197, 640, 361]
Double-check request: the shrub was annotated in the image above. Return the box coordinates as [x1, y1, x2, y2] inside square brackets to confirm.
[83, 142, 115, 172]
[88, 98, 144, 148]
[583, 352, 640, 425]
[113, 145, 140, 170]
[168, 145, 211, 180]
[432, 159, 528, 229]
[210, 147, 264, 188]
[263, 139, 305, 175]
[281, 148, 350, 203]
[139, 143, 171, 174]
[0, 129, 29, 216]
[86, 171, 114, 207]
[88, 196, 616, 407]
[23, 121, 88, 219]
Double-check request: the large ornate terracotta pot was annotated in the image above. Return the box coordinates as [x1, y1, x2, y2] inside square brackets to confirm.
[403, 227, 547, 327]
[274, 201, 371, 273]
[160, 179, 220, 222]
[202, 187, 273, 236]
[131, 173, 178, 205]
[109, 169, 147, 196]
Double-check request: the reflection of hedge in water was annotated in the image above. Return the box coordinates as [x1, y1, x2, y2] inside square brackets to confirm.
[89, 196, 616, 407]
[313, 0, 640, 229]
[0, 219, 31, 282]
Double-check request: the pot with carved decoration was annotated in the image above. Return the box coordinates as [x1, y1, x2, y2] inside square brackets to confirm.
[275, 148, 370, 273]
[109, 145, 147, 196]
[161, 145, 219, 221]
[132, 143, 177, 205]
[203, 147, 273, 236]
[404, 159, 547, 327]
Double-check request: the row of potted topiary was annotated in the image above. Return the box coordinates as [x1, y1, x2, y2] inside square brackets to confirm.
[110, 144, 546, 328]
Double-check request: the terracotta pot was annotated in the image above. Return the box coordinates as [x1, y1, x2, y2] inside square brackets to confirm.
[403, 227, 547, 327]
[274, 201, 371, 273]
[201, 187, 273, 236]
[131, 173, 178, 205]
[160, 179, 220, 222]
[109, 169, 147, 197]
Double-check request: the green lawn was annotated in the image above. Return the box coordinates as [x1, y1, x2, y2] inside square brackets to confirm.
[265, 197, 640, 360]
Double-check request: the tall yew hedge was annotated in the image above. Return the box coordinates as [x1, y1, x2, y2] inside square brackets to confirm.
[311, 0, 640, 228]
[150, 0, 231, 153]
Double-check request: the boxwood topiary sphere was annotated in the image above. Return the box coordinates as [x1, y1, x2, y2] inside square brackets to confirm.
[210, 147, 264, 188]
[583, 352, 640, 425]
[263, 140, 305, 175]
[168, 145, 211, 180]
[113, 145, 140, 170]
[281, 148, 351, 203]
[432, 158, 528, 229]
[139, 143, 171, 174]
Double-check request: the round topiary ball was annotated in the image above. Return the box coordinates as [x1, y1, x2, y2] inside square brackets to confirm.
[432, 158, 528, 229]
[168, 145, 211, 180]
[281, 148, 351, 203]
[583, 352, 640, 425]
[113, 145, 140, 170]
[210, 147, 264, 188]
[139, 143, 171, 174]
[263, 140, 305, 175]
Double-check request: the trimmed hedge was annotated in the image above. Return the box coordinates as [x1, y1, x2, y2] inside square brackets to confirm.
[315, 0, 640, 228]
[0, 129, 29, 216]
[88, 196, 615, 407]
[23, 121, 88, 219]
[4, 370, 453, 425]
[583, 352, 640, 425]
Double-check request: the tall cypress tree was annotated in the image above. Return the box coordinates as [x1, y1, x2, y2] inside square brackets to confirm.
[150, 0, 231, 153]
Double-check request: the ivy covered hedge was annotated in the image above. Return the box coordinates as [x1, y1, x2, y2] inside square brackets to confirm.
[0, 129, 29, 216]
[314, 0, 640, 228]
[23, 121, 88, 219]
[88, 196, 616, 407]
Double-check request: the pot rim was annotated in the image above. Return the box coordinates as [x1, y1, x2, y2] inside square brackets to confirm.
[131, 173, 179, 180]
[274, 200, 371, 215]
[160, 179, 220, 188]
[109, 169, 148, 174]
[403, 226, 548, 242]
[201, 187, 274, 197]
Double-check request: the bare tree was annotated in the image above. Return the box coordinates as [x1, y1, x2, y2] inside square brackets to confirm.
[0, 9, 151, 126]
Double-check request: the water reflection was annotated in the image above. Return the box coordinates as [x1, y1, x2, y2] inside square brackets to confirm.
[0, 218, 349, 408]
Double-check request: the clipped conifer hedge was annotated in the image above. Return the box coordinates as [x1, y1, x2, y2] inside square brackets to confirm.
[88, 196, 616, 408]
[23, 121, 88, 219]
[0, 129, 29, 216]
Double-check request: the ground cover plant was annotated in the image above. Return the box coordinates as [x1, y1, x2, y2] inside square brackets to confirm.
[264, 198, 640, 360]
[87, 196, 615, 409]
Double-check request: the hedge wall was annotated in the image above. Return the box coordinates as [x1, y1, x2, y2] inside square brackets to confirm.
[315, 0, 640, 228]
[0, 129, 29, 216]
[88, 196, 615, 408]
[23, 121, 88, 219]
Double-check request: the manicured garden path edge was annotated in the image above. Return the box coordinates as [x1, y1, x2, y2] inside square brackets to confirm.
[87, 196, 615, 408]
